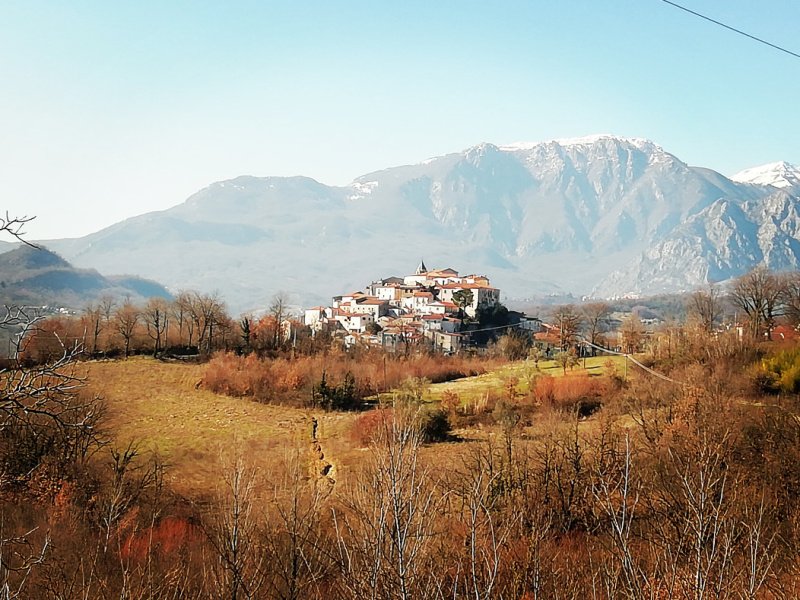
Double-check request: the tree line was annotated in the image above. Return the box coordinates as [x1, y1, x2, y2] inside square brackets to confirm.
[18, 291, 318, 363]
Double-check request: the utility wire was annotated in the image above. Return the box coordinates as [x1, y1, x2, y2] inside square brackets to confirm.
[660, 0, 800, 60]
[577, 335, 686, 386]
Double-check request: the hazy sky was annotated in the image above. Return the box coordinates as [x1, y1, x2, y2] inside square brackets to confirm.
[2, 1, 799, 240]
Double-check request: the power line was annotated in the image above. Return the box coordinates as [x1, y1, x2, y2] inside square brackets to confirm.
[660, 0, 800, 60]
[577, 335, 686, 386]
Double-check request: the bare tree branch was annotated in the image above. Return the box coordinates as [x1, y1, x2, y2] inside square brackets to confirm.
[0, 213, 38, 248]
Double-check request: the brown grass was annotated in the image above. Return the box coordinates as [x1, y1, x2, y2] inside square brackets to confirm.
[85, 357, 361, 496]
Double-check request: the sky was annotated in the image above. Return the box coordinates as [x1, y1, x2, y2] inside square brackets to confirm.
[1, 0, 799, 240]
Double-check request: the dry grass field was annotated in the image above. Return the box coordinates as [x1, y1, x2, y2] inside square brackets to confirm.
[426, 354, 626, 403]
[85, 357, 361, 496]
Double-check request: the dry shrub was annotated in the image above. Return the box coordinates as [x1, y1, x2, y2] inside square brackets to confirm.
[121, 516, 204, 561]
[350, 406, 451, 447]
[451, 392, 502, 428]
[202, 351, 503, 408]
[350, 408, 397, 447]
[534, 373, 604, 413]
[18, 316, 85, 365]
[440, 389, 460, 417]
[756, 345, 800, 394]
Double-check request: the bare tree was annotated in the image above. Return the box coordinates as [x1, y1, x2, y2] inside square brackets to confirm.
[671, 434, 736, 599]
[447, 443, 518, 600]
[204, 456, 265, 600]
[739, 498, 777, 600]
[591, 433, 649, 599]
[261, 449, 331, 600]
[551, 305, 582, 351]
[333, 408, 439, 600]
[215, 313, 236, 352]
[82, 302, 104, 356]
[190, 292, 226, 354]
[0, 525, 49, 600]
[0, 215, 103, 595]
[97, 442, 164, 552]
[688, 285, 723, 333]
[172, 291, 193, 347]
[729, 267, 784, 340]
[269, 292, 291, 350]
[620, 313, 645, 354]
[781, 271, 800, 328]
[114, 299, 140, 358]
[582, 302, 611, 354]
[143, 297, 169, 356]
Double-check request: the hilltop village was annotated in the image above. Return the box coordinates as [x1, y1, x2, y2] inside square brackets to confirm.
[304, 261, 539, 352]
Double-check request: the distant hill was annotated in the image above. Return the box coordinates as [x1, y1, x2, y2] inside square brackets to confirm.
[0, 245, 172, 309]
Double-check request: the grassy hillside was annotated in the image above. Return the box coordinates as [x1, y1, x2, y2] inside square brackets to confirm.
[86, 358, 362, 496]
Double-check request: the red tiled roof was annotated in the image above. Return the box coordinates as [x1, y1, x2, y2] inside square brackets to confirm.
[772, 325, 800, 340]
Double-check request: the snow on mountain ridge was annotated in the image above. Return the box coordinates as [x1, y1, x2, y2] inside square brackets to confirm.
[731, 161, 800, 189]
[499, 134, 661, 153]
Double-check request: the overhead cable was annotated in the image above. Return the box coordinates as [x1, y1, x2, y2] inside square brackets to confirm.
[660, 0, 800, 60]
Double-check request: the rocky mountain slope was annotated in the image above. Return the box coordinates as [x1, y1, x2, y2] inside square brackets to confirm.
[40, 136, 799, 312]
[595, 163, 800, 297]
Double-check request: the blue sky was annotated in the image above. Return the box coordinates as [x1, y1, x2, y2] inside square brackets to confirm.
[2, 1, 799, 239]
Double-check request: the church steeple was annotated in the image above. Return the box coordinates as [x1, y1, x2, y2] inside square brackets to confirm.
[416, 259, 428, 275]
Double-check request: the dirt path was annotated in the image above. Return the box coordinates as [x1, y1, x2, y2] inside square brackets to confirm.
[309, 415, 336, 495]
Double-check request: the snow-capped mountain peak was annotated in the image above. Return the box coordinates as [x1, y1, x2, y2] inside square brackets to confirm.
[731, 161, 800, 189]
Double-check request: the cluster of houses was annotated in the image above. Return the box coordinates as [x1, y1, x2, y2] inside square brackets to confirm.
[304, 261, 505, 352]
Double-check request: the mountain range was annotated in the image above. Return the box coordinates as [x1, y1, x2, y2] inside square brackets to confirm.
[27, 134, 800, 314]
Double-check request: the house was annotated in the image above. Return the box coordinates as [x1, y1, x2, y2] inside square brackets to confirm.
[336, 311, 376, 333]
[304, 306, 327, 329]
[337, 296, 387, 318]
[424, 268, 461, 285]
[420, 300, 457, 316]
[367, 277, 404, 302]
[436, 282, 500, 317]
[332, 291, 365, 309]
[433, 331, 463, 353]
[401, 290, 434, 312]
[519, 315, 543, 333]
